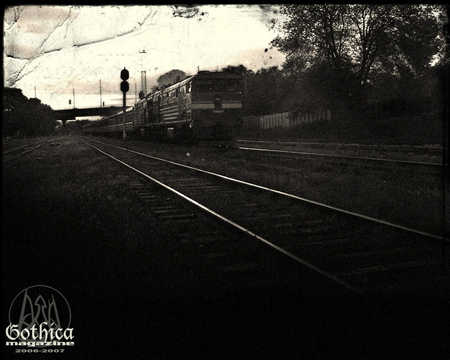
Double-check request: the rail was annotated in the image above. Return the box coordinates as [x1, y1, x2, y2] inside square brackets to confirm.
[89, 138, 447, 244]
[238, 146, 443, 168]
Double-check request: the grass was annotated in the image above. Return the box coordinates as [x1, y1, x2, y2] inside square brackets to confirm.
[1, 135, 362, 358]
[3, 136, 221, 307]
[3, 135, 241, 357]
[2, 134, 448, 358]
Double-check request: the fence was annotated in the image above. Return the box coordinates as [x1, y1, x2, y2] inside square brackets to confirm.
[243, 109, 332, 130]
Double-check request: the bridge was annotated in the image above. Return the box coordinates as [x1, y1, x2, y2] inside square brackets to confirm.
[54, 106, 124, 122]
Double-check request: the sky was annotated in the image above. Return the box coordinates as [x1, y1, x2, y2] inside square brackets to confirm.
[4, 5, 285, 110]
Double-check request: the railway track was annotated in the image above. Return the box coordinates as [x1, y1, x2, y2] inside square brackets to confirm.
[84, 137, 449, 296]
[237, 138, 443, 156]
[237, 146, 443, 176]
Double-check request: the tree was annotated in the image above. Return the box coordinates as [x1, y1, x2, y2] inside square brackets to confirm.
[272, 5, 446, 107]
[3, 88, 56, 137]
[242, 66, 288, 116]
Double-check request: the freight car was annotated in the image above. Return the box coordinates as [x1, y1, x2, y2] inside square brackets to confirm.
[83, 70, 243, 144]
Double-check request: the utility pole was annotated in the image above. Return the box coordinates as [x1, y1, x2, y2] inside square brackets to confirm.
[34, 86, 36, 98]
[123, 91, 126, 139]
[139, 49, 147, 95]
[135, 81, 137, 104]
[99, 80, 102, 108]
[141, 70, 147, 96]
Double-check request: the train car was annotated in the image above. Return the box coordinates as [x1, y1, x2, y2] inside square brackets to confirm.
[140, 70, 243, 143]
[83, 108, 134, 137]
[84, 70, 243, 144]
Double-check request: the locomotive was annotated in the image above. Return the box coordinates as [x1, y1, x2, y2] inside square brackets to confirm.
[83, 70, 244, 144]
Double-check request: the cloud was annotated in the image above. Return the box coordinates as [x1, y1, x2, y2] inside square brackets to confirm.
[3, 5, 285, 109]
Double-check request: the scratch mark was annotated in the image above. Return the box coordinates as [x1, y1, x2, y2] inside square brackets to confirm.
[6, 8, 157, 87]
[171, 5, 207, 19]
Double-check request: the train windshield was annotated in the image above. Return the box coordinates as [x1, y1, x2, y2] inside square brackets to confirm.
[194, 79, 241, 92]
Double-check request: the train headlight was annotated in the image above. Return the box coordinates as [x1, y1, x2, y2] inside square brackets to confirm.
[188, 122, 193, 128]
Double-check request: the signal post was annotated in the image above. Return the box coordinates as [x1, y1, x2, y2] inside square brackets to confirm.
[120, 67, 129, 140]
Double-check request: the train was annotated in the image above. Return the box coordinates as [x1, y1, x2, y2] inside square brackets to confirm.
[83, 70, 244, 144]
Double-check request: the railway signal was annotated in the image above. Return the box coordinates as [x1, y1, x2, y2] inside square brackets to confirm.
[120, 67, 129, 81]
[120, 67, 129, 140]
[120, 67, 130, 94]
[120, 80, 129, 93]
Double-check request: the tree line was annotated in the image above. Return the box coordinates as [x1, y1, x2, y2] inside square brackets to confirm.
[3, 88, 57, 137]
[224, 4, 447, 124]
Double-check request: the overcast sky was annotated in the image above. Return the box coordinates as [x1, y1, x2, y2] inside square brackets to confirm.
[4, 5, 285, 110]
